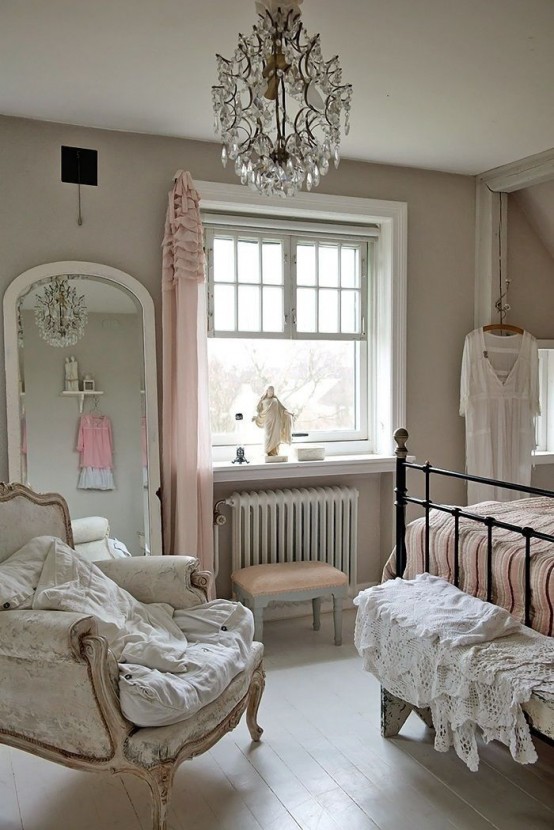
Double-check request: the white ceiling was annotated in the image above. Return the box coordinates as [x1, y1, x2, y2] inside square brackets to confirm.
[1, 0, 553, 175]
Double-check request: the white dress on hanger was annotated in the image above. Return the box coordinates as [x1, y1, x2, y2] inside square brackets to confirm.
[460, 328, 539, 503]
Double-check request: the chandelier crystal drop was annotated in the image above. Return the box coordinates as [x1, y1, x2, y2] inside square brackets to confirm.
[212, 0, 352, 197]
[34, 276, 88, 348]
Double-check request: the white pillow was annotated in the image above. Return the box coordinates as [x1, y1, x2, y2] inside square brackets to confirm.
[71, 516, 109, 545]
[0, 536, 57, 611]
[33, 538, 189, 671]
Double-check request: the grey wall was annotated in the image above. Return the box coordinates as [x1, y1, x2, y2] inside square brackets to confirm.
[21, 310, 144, 551]
[508, 195, 554, 341]
[0, 114, 477, 592]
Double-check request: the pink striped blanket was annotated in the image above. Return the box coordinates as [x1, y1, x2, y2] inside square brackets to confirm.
[383, 497, 554, 637]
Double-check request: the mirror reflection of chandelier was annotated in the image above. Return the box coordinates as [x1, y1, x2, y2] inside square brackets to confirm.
[34, 276, 88, 347]
[212, 0, 352, 198]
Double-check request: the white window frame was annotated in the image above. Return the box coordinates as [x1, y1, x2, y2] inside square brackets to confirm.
[535, 341, 554, 455]
[197, 181, 407, 462]
[205, 221, 372, 445]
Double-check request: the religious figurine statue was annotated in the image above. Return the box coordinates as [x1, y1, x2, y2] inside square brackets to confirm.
[253, 385, 294, 457]
[65, 355, 79, 391]
[64, 357, 71, 391]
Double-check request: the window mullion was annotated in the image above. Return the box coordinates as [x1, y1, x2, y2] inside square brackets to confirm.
[285, 236, 294, 338]
[338, 242, 342, 334]
[315, 239, 320, 334]
[233, 232, 239, 333]
[361, 244, 368, 336]
[258, 234, 263, 333]
[206, 229, 214, 335]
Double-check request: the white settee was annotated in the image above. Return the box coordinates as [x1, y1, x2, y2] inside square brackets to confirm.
[0, 483, 265, 830]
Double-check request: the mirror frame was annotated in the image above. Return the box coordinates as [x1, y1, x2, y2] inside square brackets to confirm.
[3, 260, 162, 555]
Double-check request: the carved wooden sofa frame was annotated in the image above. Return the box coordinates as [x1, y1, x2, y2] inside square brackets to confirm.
[0, 483, 265, 830]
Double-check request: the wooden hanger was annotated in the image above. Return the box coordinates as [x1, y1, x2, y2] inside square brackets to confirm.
[483, 323, 524, 335]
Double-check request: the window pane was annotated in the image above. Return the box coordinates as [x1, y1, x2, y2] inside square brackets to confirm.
[262, 241, 283, 284]
[214, 285, 236, 331]
[237, 239, 260, 284]
[341, 290, 358, 333]
[319, 245, 339, 287]
[208, 339, 359, 437]
[213, 237, 234, 283]
[341, 247, 359, 288]
[297, 287, 316, 332]
[263, 287, 283, 332]
[319, 289, 339, 333]
[238, 285, 261, 331]
[297, 243, 316, 285]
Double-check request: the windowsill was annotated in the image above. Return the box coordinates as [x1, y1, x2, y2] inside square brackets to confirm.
[213, 453, 398, 483]
[532, 451, 554, 465]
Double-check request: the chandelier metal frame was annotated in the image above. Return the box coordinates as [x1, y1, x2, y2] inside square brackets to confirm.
[212, 1, 352, 197]
[34, 275, 88, 348]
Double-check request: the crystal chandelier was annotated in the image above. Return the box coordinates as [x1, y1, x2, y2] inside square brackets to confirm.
[212, 0, 352, 197]
[34, 276, 88, 347]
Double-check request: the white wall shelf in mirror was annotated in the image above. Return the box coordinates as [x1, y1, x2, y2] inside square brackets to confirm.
[4, 261, 162, 558]
[60, 390, 104, 413]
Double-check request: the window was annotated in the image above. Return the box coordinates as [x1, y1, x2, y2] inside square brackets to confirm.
[536, 347, 554, 452]
[205, 220, 375, 450]
[197, 180, 407, 463]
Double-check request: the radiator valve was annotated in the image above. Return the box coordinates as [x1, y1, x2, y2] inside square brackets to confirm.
[213, 500, 227, 526]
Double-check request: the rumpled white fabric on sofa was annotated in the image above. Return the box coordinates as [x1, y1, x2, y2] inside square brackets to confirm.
[0, 535, 54, 610]
[120, 601, 254, 726]
[1, 536, 255, 728]
[34, 538, 190, 672]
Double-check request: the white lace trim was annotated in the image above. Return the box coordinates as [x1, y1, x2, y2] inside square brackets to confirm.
[78, 467, 115, 490]
[355, 588, 554, 771]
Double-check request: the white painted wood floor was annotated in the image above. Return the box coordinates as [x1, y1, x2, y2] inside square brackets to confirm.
[1, 609, 553, 830]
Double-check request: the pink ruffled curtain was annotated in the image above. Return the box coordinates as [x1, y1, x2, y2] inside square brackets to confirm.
[161, 171, 213, 573]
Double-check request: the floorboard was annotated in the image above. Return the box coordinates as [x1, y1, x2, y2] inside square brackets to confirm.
[1, 609, 553, 830]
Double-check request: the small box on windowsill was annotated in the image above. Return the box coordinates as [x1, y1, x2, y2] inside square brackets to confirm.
[295, 446, 326, 462]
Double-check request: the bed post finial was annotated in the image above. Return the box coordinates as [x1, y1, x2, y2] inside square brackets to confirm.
[394, 428, 409, 459]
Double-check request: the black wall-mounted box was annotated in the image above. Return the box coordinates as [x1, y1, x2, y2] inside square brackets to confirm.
[61, 146, 98, 186]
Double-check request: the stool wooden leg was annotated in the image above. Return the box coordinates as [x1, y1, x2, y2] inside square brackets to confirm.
[332, 594, 342, 645]
[312, 597, 321, 631]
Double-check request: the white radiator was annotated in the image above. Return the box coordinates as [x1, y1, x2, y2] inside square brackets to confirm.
[226, 486, 358, 591]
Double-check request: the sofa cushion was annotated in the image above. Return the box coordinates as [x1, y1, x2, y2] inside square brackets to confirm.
[232, 561, 348, 596]
[124, 642, 264, 766]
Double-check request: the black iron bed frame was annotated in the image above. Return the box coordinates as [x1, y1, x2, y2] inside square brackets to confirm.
[394, 427, 554, 629]
[377, 428, 554, 748]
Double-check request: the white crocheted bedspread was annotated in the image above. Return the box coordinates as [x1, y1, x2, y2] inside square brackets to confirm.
[354, 574, 554, 771]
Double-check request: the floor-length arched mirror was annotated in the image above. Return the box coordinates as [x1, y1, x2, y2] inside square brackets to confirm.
[4, 261, 162, 556]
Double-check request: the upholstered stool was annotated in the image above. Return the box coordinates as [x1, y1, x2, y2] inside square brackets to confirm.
[232, 561, 348, 645]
